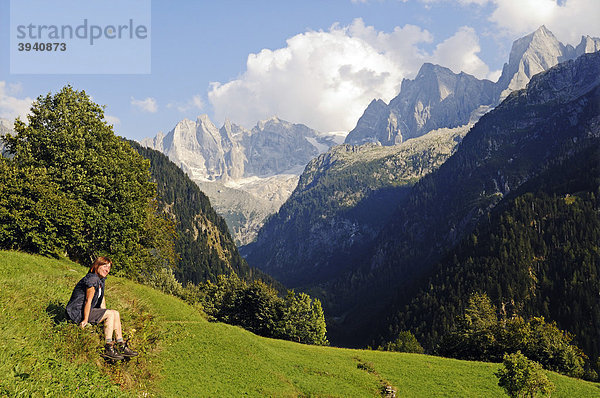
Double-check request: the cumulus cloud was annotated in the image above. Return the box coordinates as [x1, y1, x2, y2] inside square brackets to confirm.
[167, 94, 205, 113]
[0, 82, 33, 122]
[104, 114, 121, 126]
[131, 97, 158, 113]
[208, 19, 490, 133]
[488, 0, 600, 45]
[420, 0, 599, 45]
[431, 26, 492, 78]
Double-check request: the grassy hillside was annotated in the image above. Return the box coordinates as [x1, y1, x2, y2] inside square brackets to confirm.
[1, 251, 598, 397]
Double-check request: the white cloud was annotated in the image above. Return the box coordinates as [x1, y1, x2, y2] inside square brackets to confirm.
[488, 0, 600, 45]
[131, 97, 158, 113]
[167, 94, 205, 113]
[0, 82, 33, 122]
[487, 69, 503, 82]
[430, 26, 491, 78]
[208, 19, 490, 133]
[419, 0, 599, 45]
[104, 114, 121, 126]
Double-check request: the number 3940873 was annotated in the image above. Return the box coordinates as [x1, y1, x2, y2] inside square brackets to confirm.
[18, 42, 66, 51]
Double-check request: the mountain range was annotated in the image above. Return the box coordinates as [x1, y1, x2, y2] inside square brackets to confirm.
[141, 116, 343, 244]
[129, 140, 279, 288]
[142, 27, 599, 248]
[243, 34, 600, 358]
[242, 124, 470, 288]
[335, 51, 599, 350]
[345, 26, 600, 146]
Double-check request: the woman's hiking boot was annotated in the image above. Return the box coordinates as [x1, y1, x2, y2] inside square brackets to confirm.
[118, 341, 139, 358]
[101, 342, 124, 361]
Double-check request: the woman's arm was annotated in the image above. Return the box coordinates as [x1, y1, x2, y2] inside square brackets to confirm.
[80, 286, 95, 328]
[101, 296, 106, 309]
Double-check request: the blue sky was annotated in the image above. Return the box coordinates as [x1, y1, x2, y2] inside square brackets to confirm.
[1, 0, 598, 141]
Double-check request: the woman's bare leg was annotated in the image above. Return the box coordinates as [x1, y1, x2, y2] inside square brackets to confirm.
[100, 309, 126, 341]
[113, 310, 123, 341]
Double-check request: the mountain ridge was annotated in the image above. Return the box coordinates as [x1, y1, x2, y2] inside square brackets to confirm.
[327, 51, 600, 346]
[141, 116, 342, 244]
[242, 124, 470, 288]
[345, 26, 600, 147]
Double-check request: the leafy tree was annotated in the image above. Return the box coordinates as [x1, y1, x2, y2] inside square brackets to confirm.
[186, 274, 328, 345]
[282, 291, 328, 345]
[439, 293, 498, 360]
[518, 317, 585, 378]
[439, 293, 586, 378]
[378, 331, 424, 354]
[147, 266, 184, 297]
[227, 280, 281, 337]
[495, 351, 554, 398]
[0, 159, 81, 256]
[2, 86, 174, 276]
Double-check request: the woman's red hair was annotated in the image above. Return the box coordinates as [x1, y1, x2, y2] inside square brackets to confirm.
[89, 256, 112, 273]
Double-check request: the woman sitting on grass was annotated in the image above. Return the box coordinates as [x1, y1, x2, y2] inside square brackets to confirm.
[66, 256, 138, 360]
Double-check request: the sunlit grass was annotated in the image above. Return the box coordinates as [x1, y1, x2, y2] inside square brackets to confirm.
[1, 251, 599, 397]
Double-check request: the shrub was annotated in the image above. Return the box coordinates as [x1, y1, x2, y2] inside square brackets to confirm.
[185, 274, 328, 345]
[378, 331, 424, 354]
[147, 267, 184, 297]
[495, 351, 554, 398]
[441, 293, 587, 378]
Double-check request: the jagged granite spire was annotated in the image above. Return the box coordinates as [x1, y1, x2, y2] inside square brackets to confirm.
[345, 63, 495, 145]
[141, 114, 338, 181]
[495, 26, 566, 100]
[575, 35, 600, 56]
[343, 99, 398, 146]
[346, 26, 600, 147]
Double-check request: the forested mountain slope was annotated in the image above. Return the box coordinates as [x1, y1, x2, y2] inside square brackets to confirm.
[385, 143, 599, 361]
[243, 125, 469, 288]
[325, 52, 600, 346]
[130, 141, 272, 284]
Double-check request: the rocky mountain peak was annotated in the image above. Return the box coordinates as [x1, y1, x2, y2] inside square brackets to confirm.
[575, 35, 600, 56]
[195, 114, 222, 149]
[406, 62, 463, 102]
[255, 116, 286, 132]
[196, 114, 218, 130]
[220, 120, 247, 142]
[142, 114, 337, 180]
[0, 118, 14, 130]
[346, 27, 599, 148]
[170, 118, 198, 147]
[343, 99, 395, 146]
[346, 62, 495, 146]
[496, 25, 566, 100]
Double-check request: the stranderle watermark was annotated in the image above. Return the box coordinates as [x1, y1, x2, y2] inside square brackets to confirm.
[10, 0, 151, 74]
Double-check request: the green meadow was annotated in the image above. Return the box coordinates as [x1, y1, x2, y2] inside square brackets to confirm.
[1, 251, 598, 397]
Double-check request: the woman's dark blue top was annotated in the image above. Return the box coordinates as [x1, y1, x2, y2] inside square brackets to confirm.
[65, 272, 105, 324]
